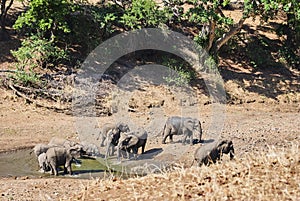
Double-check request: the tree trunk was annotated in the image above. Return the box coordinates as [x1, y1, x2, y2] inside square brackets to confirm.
[286, 13, 300, 48]
[210, 17, 246, 57]
[1, 0, 13, 29]
[206, 20, 216, 51]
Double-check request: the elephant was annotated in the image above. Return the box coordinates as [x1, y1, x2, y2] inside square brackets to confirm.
[48, 137, 78, 148]
[105, 123, 130, 159]
[117, 128, 148, 161]
[80, 141, 101, 157]
[194, 140, 235, 166]
[37, 152, 50, 173]
[98, 123, 130, 147]
[33, 143, 55, 157]
[45, 144, 85, 176]
[162, 116, 202, 145]
[97, 123, 115, 147]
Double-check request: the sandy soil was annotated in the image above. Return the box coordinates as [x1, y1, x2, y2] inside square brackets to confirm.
[0, 85, 299, 200]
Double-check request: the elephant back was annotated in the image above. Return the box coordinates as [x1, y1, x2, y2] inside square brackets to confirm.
[46, 147, 68, 166]
[131, 128, 147, 140]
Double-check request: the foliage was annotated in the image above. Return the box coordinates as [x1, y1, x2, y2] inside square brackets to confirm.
[10, 0, 300, 75]
[121, 0, 170, 30]
[162, 57, 195, 86]
[13, 69, 41, 86]
[64, 4, 118, 53]
[11, 35, 67, 69]
[13, 0, 76, 38]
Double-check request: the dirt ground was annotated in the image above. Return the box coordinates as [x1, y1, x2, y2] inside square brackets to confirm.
[0, 83, 299, 200]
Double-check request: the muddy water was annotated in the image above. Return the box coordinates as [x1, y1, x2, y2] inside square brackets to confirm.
[0, 148, 167, 179]
[0, 149, 108, 179]
[0, 149, 38, 177]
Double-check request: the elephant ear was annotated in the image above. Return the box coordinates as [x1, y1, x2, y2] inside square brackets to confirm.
[184, 119, 194, 130]
[218, 140, 232, 154]
[193, 119, 200, 127]
[118, 123, 130, 133]
[126, 135, 139, 148]
[69, 145, 84, 157]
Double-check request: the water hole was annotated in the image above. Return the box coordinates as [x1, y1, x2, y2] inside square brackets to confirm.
[0, 148, 166, 179]
[0, 148, 108, 179]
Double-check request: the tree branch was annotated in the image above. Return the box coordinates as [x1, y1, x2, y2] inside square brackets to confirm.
[212, 17, 246, 53]
[206, 20, 216, 51]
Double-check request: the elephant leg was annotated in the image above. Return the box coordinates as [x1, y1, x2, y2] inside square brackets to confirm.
[117, 147, 121, 161]
[66, 164, 72, 175]
[50, 162, 58, 176]
[105, 143, 112, 159]
[100, 136, 105, 147]
[162, 127, 171, 144]
[199, 130, 202, 143]
[49, 164, 54, 175]
[125, 148, 130, 159]
[182, 135, 187, 145]
[141, 142, 146, 154]
[189, 131, 194, 145]
[132, 147, 138, 159]
[49, 161, 56, 175]
[110, 145, 115, 156]
[181, 129, 188, 145]
[63, 166, 68, 174]
[169, 134, 174, 143]
[162, 135, 168, 144]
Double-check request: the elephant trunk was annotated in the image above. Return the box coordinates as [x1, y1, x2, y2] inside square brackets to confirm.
[229, 147, 235, 159]
[198, 123, 203, 142]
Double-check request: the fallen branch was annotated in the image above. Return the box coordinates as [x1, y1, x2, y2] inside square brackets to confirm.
[12, 83, 65, 102]
[8, 81, 70, 111]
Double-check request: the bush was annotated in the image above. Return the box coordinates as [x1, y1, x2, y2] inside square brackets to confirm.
[162, 57, 195, 86]
[13, 69, 41, 86]
[11, 35, 67, 70]
[13, 0, 75, 37]
[121, 0, 170, 29]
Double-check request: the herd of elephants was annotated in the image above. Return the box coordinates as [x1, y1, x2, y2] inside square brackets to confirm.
[32, 116, 235, 176]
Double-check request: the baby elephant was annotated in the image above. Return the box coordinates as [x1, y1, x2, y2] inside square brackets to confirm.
[45, 145, 84, 176]
[37, 153, 50, 173]
[194, 140, 234, 166]
[117, 129, 147, 161]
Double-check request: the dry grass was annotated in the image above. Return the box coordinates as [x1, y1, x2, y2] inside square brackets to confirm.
[71, 143, 300, 201]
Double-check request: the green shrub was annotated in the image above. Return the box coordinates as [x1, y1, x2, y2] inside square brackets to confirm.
[11, 35, 67, 70]
[162, 58, 195, 86]
[121, 0, 170, 29]
[14, 0, 75, 37]
[13, 69, 41, 86]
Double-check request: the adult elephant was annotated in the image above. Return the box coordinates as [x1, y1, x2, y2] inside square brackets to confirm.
[45, 144, 85, 176]
[162, 116, 202, 145]
[117, 128, 148, 161]
[33, 143, 55, 157]
[48, 137, 78, 148]
[104, 123, 130, 159]
[97, 123, 115, 147]
[194, 140, 234, 166]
